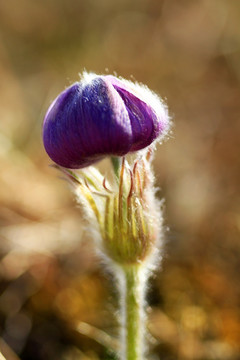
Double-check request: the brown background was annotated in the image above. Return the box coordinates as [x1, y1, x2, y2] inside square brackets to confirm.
[0, 0, 240, 359]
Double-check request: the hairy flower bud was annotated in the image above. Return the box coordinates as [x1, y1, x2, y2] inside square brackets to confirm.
[43, 72, 169, 169]
[55, 148, 162, 266]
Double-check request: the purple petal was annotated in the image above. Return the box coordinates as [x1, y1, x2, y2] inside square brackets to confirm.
[106, 76, 166, 151]
[43, 78, 132, 168]
[43, 73, 169, 169]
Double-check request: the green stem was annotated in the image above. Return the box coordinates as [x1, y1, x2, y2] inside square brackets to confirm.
[120, 265, 145, 360]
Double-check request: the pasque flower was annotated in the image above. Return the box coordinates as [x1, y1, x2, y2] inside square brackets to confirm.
[43, 72, 169, 169]
[43, 72, 170, 360]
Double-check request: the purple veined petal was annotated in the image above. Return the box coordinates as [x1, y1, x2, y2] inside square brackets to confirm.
[43, 84, 101, 168]
[112, 87, 157, 151]
[78, 77, 132, 156]
[43, 72, 170, 169]
[106, 75, 169, 151]
[43, 77, 133, 168]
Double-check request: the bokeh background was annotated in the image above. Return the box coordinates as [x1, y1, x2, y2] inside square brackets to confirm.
[0, 0, 240, 359]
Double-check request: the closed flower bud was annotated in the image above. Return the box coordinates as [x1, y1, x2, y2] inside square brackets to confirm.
[43, 72, 169, 169]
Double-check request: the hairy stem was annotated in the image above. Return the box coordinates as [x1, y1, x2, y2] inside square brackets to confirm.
[119, 265, 146, 360]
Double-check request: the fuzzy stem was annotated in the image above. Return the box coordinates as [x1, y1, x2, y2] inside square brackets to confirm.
[119, 265, 146, 360]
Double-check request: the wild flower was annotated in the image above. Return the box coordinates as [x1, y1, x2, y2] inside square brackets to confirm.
[43, 72, 170, 360]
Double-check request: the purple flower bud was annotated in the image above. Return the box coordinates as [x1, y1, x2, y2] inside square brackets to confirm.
[43, 72, 169, 169]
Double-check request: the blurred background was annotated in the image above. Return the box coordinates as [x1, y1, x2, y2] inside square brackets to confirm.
[0, 0, 240, 359]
